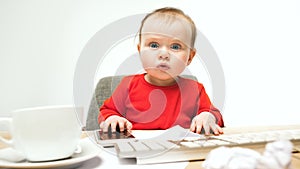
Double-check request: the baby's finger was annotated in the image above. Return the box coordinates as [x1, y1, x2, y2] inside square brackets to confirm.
[110, 122, 117, 132]
[99, 122, 105, 130]
[216, 125, 224, 134]
[210, 124, 219, 135]
[118, 121, 125, 132]
[102, 122, 110, 132]
[203, 123, 211, 135]
[189, 120, 196, 132]
[125, 121, 133, 131]
[196, 122, 204, 134]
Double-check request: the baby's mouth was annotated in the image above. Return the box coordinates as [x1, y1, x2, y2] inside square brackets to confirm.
[156, 63, 170, 71]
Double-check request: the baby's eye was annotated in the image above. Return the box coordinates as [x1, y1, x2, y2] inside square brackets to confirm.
[170, 44, 181, 50]
[149, 42, 159, 49]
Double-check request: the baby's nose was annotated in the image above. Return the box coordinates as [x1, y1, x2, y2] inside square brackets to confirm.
[158, 47, 170, 60]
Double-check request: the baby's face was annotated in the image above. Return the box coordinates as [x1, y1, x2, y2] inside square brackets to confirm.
[138, 15, 195, 81]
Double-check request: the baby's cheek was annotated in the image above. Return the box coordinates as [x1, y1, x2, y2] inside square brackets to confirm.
[173, 59, 187, 72]
[140, 54, 156, 67]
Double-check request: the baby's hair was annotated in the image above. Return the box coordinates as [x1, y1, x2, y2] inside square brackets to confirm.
[138, 7, 197, 48]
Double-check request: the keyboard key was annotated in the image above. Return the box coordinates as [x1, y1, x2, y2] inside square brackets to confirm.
[130, 141, 150, 151]
[181, 141, 201, 148]
[116, 142, 134, 153]
[202, 142, 217, 147]
[194, 140, 207, 146]
[208, 140, 232, 146]
[184, 136, 207, 141]
[158, 140, 180, 149]
[141, 140, 166, 151]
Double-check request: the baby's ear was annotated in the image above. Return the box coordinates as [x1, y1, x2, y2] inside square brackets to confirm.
[187, 48, 196, 65]
[137, 44, 141, 53]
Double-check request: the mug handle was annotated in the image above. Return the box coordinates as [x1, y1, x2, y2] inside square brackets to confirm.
[0, 118, 13, 146]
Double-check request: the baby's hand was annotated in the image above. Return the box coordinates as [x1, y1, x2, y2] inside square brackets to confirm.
[190, 112, 223, 135]
[99, 115, 132, 132]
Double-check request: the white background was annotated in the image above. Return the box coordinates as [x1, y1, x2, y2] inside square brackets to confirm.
[1, 0, 299, 128]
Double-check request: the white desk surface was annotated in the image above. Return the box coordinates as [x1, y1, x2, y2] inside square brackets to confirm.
[1, 125, 300, 169]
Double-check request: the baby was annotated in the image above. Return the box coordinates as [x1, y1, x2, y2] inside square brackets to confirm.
[98, 7, 224, 135]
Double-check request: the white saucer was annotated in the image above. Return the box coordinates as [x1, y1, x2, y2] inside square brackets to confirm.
[0, 138, 101, 168]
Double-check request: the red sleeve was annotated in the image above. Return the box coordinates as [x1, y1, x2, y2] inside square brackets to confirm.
[98, 77, 131, 124]
[197, 85, 224, 127]
[98, 98, 122, 122]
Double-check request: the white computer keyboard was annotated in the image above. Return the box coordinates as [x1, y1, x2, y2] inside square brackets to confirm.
[112, 128, 300, 164]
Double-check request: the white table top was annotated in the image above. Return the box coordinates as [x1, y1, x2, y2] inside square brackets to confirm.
[1, 125, 300, 169]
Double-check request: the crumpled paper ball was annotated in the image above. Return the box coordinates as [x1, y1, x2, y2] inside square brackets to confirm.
[202, 140, 293, 169]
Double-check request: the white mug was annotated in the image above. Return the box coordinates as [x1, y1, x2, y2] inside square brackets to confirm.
[0, 105, 82, 162]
